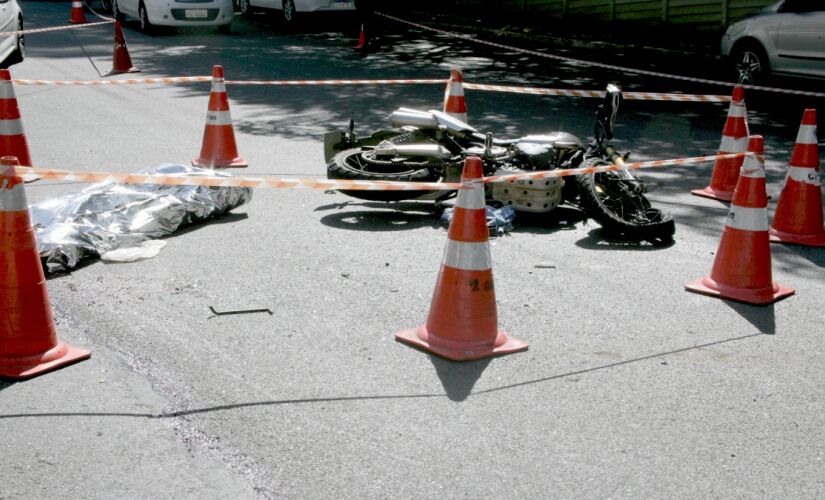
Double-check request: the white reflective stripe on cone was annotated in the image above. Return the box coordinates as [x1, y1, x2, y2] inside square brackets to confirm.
[455, 178, 485, 210]
[205, 110, 233, 125]
[787, 165, 822, 186]
[0, 179, 27, 211]
[446, 86, 464, 96]
[796, 124, 817, 145]
[0, 119, 24, 136]
[719, 135, 748, 152]
[442, 240, 492, 271]
[0, 82, 17, 99]
[727, 104, 746, 118]
[740, 159, 766, 179]
[211, 81, 226, 93]
[725, 205, 768, 232]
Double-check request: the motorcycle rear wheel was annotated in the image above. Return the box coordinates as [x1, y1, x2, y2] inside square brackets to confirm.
[327, 148, 444, 202]
[575, 158, 675, 245]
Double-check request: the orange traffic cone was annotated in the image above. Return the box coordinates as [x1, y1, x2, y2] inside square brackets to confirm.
[443, 68, 468, 124]
[692, 86, 749, 202]
[685, 136, 794, 305]
[109, 22, 140, 75]
[355, 24, 366, 50]
[395, 156, 527, 360]
[69, 0, 88, 24]
[0, 69, 32, 167]
[192, 65, 247, 169]
[769, 109, 825, 247]
[0, 157, 91, 380]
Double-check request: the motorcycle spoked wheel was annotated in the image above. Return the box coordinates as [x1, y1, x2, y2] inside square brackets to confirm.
[327, 148, 448, 202]
[575, 158, 675, 245]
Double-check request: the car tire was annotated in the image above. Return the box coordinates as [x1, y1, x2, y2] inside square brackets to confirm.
[139, 2, 155, 34]
[238, 0, 251, 15]
[731, 41, 770, 84]
[112, 0, 125, 22]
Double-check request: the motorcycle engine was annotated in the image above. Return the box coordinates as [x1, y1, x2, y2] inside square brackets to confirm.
[490, 165, 564, 213]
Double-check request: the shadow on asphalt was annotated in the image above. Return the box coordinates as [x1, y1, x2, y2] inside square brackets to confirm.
[725, 302, 777, 335]
[0, 331, 769, 418]
[0, 381, 15, 393]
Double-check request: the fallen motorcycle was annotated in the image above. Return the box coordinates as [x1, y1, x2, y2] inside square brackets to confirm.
[324, 84, 675, 244]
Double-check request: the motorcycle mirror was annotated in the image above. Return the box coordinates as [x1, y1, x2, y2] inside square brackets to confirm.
[596, 83, 622, 141]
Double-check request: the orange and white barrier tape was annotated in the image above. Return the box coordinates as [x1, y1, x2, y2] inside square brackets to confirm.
[10, 165, 464, 191]
[483, 153, 752, 184]
[463, 83, 730, 103]
[0, 20, 113, 37]
[10, 76, 730, 102]
[378, 12, 825, 99]
[8, 152, 748, 191]
[11, 78, 446, 86]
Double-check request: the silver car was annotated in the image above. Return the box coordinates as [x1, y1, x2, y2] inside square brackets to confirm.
[721, 0, 825, 83]
[0, 0, 24, 68]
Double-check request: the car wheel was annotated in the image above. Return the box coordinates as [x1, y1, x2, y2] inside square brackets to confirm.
[112, 0, 125, 21]
[238, 0, 251, 15]
[731, 41, 769, 84]
[282, 0, 297, 23]
[139, 2, 154, 33]
[3, 16, 25, 68]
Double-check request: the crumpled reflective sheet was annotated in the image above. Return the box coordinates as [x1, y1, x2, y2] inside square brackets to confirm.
[30, 164, 252, 273]
[440, 204, 516, 237]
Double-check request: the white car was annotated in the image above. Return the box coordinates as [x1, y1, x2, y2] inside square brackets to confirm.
[721, 0, 825, 83]
[0, 0, 24, 68]
[237, 0, 355, 24]
[111, 0, 234, 32]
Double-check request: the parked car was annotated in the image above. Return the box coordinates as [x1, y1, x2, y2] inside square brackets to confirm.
[721, 0, 825, 83]
[112, 0, 234, 33]
[237, 0, 354, 24]
[0, 0, 24, 68]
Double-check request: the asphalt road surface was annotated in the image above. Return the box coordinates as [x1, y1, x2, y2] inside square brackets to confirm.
[2, 2, 824, 498]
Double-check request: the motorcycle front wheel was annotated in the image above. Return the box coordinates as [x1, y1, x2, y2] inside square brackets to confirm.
[327, 148, 445, 202]
[575, 158, 675, 245]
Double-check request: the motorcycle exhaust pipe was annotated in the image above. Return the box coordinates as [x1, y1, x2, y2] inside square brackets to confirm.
[388, 109, 439, 129]
[373, 142, 454, 160]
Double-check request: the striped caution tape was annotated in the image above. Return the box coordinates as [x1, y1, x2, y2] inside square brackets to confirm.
[463, 83, 730, 103]
[378, 12, 825, 99]
[0, 20, 114, 37]
[10, 76, 729, 102]
[483, 153, 752, 184]
[9, 166, 465, 191]
[13, 77, 213, 86]
[11, 78, 446, 86]
[7, 152, 748, 191]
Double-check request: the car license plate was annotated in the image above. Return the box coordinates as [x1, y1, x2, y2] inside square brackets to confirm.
[332, 0, 353, 7]
[185, 9, 208, 18]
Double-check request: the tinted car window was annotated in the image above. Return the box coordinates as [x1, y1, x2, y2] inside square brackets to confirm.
[779, 0, 824, 13]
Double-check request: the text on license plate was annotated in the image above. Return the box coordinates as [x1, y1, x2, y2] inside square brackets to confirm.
[185, 9, 208, 18]
[332, 0, 353, 7]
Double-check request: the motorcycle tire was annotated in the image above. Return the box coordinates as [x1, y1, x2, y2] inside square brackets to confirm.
[327, 148, 443, 202]
[575, 158, 675, 245]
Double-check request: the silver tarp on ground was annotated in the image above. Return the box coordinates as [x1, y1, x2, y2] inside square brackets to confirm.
[30, 164, 253, 273]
